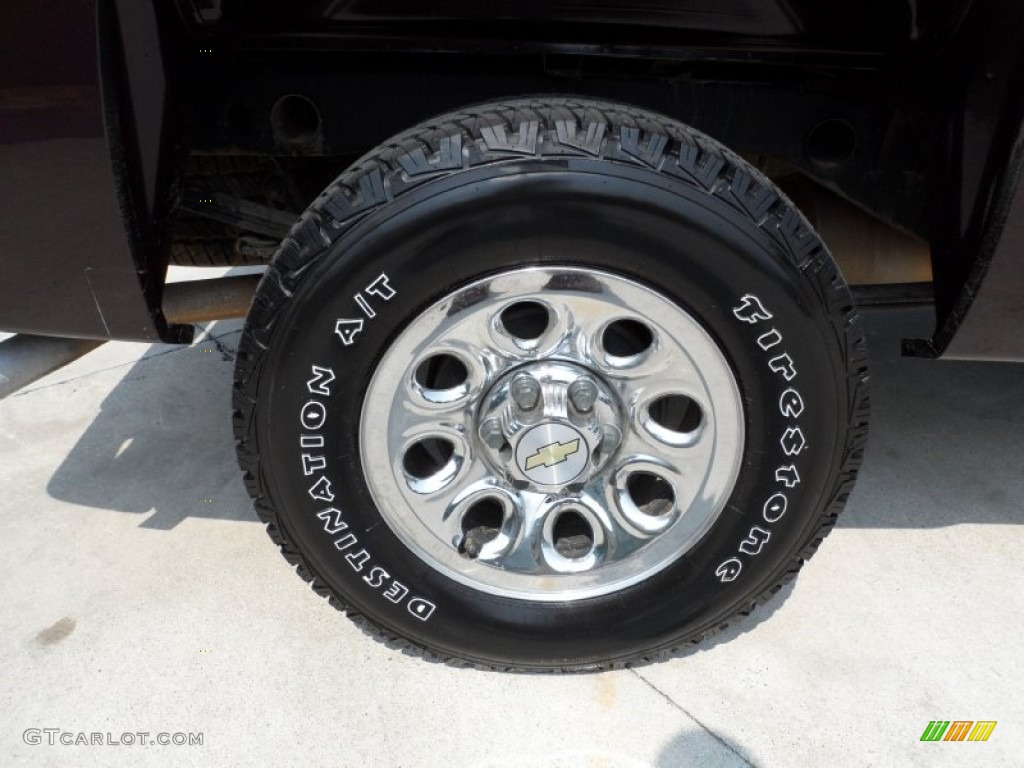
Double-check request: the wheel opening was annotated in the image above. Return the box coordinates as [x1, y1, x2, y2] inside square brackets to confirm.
[626, 473, 675, 517]
[402, 438, 455, 480]
[500, 301, 549, 341]
[648, 395, 703, 434]
[415, 354, 468, 391]
[603, 319, 654, 358]
[458, 498, 504, 559]
[552, 510, 594, 559]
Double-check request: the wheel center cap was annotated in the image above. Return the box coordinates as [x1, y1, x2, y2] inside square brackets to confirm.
[516, 423, 588, 485]
[476, 360, 623, 490]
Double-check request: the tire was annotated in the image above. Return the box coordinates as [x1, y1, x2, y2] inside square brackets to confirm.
[169, 155, 334, 267]
[169, 224, 272, 267]
[233, 96, 869, 671]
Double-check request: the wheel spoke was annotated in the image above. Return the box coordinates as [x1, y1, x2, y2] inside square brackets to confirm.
[617, 422, 709, 491]
[492, 491, 548, 572]
[418, 457, 496, 524]
[577, 476, 652, 559]
[591, 328, 705, 388]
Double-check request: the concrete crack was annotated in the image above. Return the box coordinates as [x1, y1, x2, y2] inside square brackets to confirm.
[197, 324, 238, 361]
[629, 669, 757, 767]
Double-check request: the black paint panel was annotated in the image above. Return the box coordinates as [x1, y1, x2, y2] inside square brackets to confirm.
[2, 0, 1023, 361]
[214, 0, 917, 50]
[0, 1, 187, 342]
[0, 2, 154, 340]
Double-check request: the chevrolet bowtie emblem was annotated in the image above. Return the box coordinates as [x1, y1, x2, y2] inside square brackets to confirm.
[524, 439, 581, 471]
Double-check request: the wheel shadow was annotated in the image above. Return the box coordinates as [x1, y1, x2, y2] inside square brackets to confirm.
[45, 321, 258, 529]
[656, 727, 757, 767]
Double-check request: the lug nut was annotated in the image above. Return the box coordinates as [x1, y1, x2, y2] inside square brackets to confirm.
[509, 373, 541, 410]
[568, 377, 599, 412]
[479, 418, 505, 449]
[600, 424, 622, 455]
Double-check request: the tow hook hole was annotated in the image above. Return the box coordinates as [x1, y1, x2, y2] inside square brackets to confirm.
[805, 117, 857, 169]
[270, 94, 322, 148]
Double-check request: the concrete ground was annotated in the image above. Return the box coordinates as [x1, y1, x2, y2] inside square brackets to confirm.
[0, 302, 1021, 767]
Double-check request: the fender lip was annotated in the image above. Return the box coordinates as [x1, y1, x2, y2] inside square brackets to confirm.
[906, 132, 1024, 362]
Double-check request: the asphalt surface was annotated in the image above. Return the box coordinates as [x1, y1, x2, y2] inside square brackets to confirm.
[1, 302, 1021, 767]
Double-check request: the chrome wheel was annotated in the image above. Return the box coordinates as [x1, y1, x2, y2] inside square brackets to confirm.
[361, 266, 745, 601]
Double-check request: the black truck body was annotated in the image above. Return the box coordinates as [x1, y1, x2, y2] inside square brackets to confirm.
[1, 0, 1022, 360]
